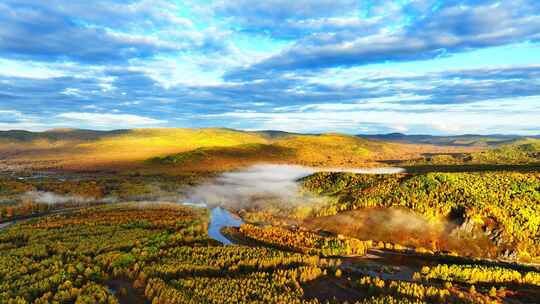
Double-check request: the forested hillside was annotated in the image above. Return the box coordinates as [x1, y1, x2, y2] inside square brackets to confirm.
[408, 139, 540, 165]
[301, 172, 540, 261]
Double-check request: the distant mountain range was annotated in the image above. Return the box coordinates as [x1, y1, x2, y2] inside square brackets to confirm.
[0, 129, 129, 142]
[0, 128, 537, 173]
[360, 133, 538, 147]
[0, 129, 537, 147]
[0, 128, 483, 172]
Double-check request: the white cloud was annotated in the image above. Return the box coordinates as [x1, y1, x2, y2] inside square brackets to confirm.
[119, 101, 141, 106]
[61, 88, 83, 97]
[0, 59, 66, 79]
[201, 95, 540, 135]
[57, 112, 166, 128]
[0, 110, 49, 131]
[82, 104, 101, 110]
[0, 109, 23, 117]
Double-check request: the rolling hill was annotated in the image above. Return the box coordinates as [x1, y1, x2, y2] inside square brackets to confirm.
[408, 138, 540, 166]
[0, 128, 129, 142]
[363, 133, 524, 147]
[0, 128, 269, 171]
[0, 128, 497, 173]
[145, 132, 484, 173]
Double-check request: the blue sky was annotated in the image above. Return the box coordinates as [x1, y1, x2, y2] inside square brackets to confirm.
[0, 0, 539, 135]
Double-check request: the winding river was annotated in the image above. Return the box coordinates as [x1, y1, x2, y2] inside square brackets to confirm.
[208, 207, 244, 245]
[180, 202, 244, 245]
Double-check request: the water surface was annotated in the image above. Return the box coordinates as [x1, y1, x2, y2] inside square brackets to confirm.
[208, 207, 244, 245]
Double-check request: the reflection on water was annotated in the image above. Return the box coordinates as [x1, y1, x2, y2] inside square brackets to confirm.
[208, 207, 244, 245]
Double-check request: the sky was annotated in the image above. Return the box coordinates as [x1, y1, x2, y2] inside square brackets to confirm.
[0, 0, 539, 135]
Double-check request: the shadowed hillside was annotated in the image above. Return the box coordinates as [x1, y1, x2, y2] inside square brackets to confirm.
[148, 144, 296, 172]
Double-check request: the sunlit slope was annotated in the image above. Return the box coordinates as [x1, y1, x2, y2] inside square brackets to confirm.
[275, 134, 384, 166]
[0, 128, 481, 171]
[0, 128, 269, 170]
[471, 138, 540, 163]
[273, 133, 449, 166]
[154, 133, 391, 165]
[74, 128, 268, 162]
[0, 129, 127, 154]
[273, 133, 482, 166]
[0, 129, 128, 142]
[148, 133, 480, 172]
[147, 134, 393, 172]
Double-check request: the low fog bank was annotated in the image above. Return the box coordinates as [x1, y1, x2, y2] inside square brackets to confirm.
[22, 191, 117, 205]
[183, 164, 316, 209]
[14, 164, 404, 209]
[183, 164, 495, 257]
[182, 164, 406, 209]
[306, 208, 443, 245]
[304, 208, 497, 258]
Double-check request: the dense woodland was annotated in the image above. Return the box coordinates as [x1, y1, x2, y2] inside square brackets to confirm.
[2, 203, 540, 303]
[301, 171, 540, 261]
[0, 204, 328, 303]
[0, 174, 201, 222]
[236, 224, 370, 256]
